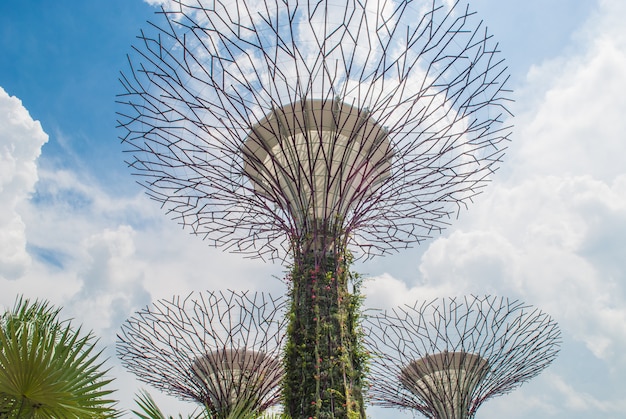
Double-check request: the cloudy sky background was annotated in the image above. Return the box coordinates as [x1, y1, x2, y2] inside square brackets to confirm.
[1, 0, 626, 417]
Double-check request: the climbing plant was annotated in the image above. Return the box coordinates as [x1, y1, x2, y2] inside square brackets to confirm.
[283, 242, 368, 419]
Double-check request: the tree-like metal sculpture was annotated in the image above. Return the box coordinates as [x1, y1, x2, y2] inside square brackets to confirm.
[117, 291, 285, 418]
[117, 1, 512, 417]
[117, 0, 512, 260]
[364, 296, 562, 418]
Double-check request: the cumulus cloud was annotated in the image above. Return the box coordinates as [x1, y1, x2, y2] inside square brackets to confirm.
[0, 91, 279, 338]
[513, 0, 626, 183]
[420, 176, 626, 361]
[63, 225, 149, 339]
[363, 4, 626, 418]
[547, 372, 626, 413]
[0, 87, 48, 280]
[368, 176, 626, 371]
[367, 0, 626, 385]
[1, 115, 284, 335]
[11, 163, 283, 330]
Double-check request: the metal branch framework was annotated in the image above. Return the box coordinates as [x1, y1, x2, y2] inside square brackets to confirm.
[116, 291, 286, 418]
[364, 296, 561, 418]
[117, 0, 513, 260]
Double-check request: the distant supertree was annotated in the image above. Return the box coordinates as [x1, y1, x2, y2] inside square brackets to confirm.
[116, 291, 285, 418]
[117, 1, 512, 416]
[364, 296, 562, 419]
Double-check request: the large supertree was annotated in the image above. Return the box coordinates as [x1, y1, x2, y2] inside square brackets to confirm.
[116, 291, 286, 418]
[117, 1, 512, 417]
[364, 296, 562, 418]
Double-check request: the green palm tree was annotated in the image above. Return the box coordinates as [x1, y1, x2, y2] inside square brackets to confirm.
[132, 390, 289, 419]
[132, 390, 207, 419]
[0, 296, 118, 418]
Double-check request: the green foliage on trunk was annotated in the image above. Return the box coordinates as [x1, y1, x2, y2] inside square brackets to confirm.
[283, 245, 368, 419]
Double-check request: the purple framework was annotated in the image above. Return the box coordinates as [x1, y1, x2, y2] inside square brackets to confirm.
[116, 0, 513, 261]
[116, 291, 286, 417]
[364, 295, 561, 418]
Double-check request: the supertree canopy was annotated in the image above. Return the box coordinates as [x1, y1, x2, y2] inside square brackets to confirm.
[116, 291, 285, 418]
[364, 296, 562, 419]
[117, 0, 512, 260]
[117, 1, 513, 417]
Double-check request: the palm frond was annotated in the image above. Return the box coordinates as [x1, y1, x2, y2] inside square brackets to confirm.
[132, 390, 208, 419]
[131, 390, 290, 419]
[0, 296, 119, 418]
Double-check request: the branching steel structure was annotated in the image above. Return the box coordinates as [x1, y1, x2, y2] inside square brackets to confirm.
[117, 291, 286, 418]
[364, 296, 561, 418]
[117, 0, 512, 261]
[117, 1, 513, 417]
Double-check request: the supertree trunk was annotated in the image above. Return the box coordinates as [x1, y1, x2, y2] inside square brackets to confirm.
[284, 237, 366, 418]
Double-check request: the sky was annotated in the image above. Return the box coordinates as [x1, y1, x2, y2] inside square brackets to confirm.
[1, 0, 625, 418]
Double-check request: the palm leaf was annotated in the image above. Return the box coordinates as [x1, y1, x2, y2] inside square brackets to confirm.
[0, 296, 119, 418]
[132, 390, 207, 419]
[131, 390, 290, 419]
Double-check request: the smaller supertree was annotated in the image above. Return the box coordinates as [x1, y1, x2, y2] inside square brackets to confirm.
[117, 291, 286, 418]
[364, 296, 561, 419]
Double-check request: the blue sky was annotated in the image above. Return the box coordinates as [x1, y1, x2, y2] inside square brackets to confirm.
[2, 0, 626, 418]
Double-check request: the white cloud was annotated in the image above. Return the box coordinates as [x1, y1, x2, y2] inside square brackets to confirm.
[7, 160, 285, 335]
[548, 372, 626, 413]
[367, 2, 626, 416]
[0, 85, 287, 416]
[65, 225, 149, 338]
[363, 272, 453, 310]
[371, 174, 626, 361]
[513, 0, 626, 183]
[0, 87, 48, 280]
[0, 89, 285, 344]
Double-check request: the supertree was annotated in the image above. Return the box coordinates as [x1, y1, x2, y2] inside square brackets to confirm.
[116, 291, 286, 418]
[116, 0, 512, 416]
[364, 296, 562, 419]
